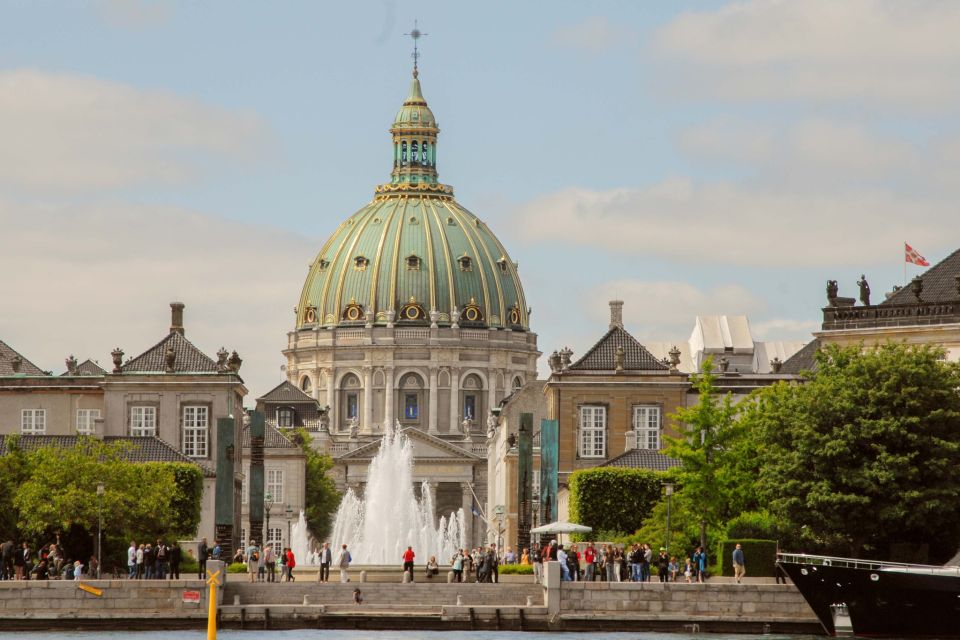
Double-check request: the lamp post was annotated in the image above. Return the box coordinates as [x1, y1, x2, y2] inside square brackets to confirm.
[264, 492, 273, 548]
[285, 503, 293, 549]
[663, 482, 674, 555]
[96, 482, 105, 578]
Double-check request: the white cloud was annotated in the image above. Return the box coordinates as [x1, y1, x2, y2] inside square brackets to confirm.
[0, 198, 311, 398]
[586, 279, 766, 340]
[551, 16, 635, 54]
[0, 70, 270, 191]
[653, 0, 960, 107]
[513, 180, 949, 268]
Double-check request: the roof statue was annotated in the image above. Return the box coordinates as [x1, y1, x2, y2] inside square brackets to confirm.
[857, 274, 871, 306]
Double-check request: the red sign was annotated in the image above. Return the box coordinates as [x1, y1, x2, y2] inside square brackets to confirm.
[182, 590, 201, 603]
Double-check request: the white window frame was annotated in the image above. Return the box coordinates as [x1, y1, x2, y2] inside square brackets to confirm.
[21, 409, 46, 435]
[578, 406, 606, 458]
[182, 405, 209, 458]
[76, 409, 101, 436]
[130, 406, 157, 436]
[267, 469, 284, 504]
[276, 407, 294, 428]
[266, 527, 283, 547]
[632, 405, 662, 450]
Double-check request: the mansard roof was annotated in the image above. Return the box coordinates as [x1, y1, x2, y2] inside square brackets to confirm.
[569, 326, 669, 372]
[122, 331, 219, 374]
[257, 380, 318, 404]
[0, 339, 46, 376]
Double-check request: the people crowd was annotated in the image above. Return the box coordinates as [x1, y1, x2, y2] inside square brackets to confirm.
[524, 541, 711, 584]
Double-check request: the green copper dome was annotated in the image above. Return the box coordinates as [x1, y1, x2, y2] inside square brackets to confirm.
[296, 71, 529, 331]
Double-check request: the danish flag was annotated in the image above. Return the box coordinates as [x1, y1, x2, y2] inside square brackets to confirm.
[904, 242, 930, 266]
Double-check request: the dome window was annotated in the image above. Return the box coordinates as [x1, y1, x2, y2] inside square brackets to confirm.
[304, 306, 317, 324]
[399, 297, 427, 322]
[411, 141, 418, 162]
[461, 298, 484, 324]
[342, 300, 365, 322]
[354, 256, 369, 271]
[446, 217, 456, 226]
[406, 254, 422, 271]
[496, 257, 509, 274]
[401, 141, 408, 166]
[458, 254, 473, 272]
[421, 140, 428, 166]
[508, 305, 521, 326]
[318, 259, 329, 270]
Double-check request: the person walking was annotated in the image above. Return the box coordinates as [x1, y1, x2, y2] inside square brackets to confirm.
[402, 545, 416, 582]
[285, 547, 296, 582]
[319, 542, 332, 583]
[337, 544, 351, 583]
[197, 538, 208, 579]
[732, 543, 746, 584]
[246, 540, 259, 584]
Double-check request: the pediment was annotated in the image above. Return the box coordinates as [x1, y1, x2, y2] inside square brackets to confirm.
[336, 427, 482, 461]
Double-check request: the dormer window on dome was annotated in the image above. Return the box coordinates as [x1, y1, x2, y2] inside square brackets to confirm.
[354, 256, 369, 271]
[461, 298, 484, 324]
[496, 257, 509, 274]
[304, 306, 318, 324]
[508, 305, 521, 326]
[342, 300, 365, 322]
[399, 297, 427, 322]
[458, 254, 472, 272]
[406, 254, 422, 271]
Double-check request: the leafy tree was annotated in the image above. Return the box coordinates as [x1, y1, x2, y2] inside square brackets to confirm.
[744, 342, 960, 561]
[568, 467, 667, 534]
[665, 358, 749, 550]
[284, 429, 341, 541]
[0, 435, 30, 543]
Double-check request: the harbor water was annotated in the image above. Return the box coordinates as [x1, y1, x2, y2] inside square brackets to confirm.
[4, 631, 823, 640]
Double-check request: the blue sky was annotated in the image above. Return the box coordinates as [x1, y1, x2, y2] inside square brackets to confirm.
[2, 0, 957, 396]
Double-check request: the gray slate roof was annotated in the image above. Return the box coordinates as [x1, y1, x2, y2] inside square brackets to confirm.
[59, 359, 107, 377]
[242, 423, 300, 450]
[122, 331, 219, 374]
[257, 380, 317, 404]
[779, 338, 821, 375]
[883, 248, 960, 305]
[0, 339, 46, 376]
[601, 448, 681, 471]
[0, 435, 215, 477]
[569, 326, 669, 372]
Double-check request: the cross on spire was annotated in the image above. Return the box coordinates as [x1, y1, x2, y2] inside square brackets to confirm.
[405, 20, 427, 78]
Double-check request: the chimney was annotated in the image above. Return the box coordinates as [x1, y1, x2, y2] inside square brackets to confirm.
[608, 300, 624, 330]
[170, 302, 185, 336]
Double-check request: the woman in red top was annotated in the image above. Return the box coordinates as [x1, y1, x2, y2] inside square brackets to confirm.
[402, 546, 415, 582]
[285, 548, 296, 582]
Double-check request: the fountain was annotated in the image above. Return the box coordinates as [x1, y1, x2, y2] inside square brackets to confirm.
[330, 423, 466, 565]
[290, 510, 317, 565]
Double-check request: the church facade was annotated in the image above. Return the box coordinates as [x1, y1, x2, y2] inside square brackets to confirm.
[278, 62, 539, 548]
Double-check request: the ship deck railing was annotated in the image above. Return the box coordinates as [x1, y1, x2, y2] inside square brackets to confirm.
[778, 552, 960, 576]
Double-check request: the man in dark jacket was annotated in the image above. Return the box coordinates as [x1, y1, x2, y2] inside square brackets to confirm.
[487, 544, 499, 583]
[168, 542, 181, 580]
[197, 538, 209, 579]
[0, 540, 13, 580]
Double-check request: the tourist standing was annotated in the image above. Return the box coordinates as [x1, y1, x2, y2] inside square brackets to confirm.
[127, 541, 137, 579]
[657, 548, 669, 582]
[452, 550, 464, 582]
[337, 544, 351, 583]
[1, 540, 13, 580]
[531, 544, 543, 585]
[197, 538, 208, 579]
[732, 543, 746, 584]
[643, 544, 653, 582]
[264, 544, 276, 582]
[169, 542, 181, 580]
[155, 539, 168, 579]
[210, 540, 221, 562]
[584, 543, 596, 582]
[246, 540, 259, 584]
[285, 547, 296, 581]
[143, 543, 155, 579]
[319, 542, 332, 583]
[136, 544, 144, 579]
[557, 545, 570, 581]
[402, 546, 416, 581]
[694, 546, 708, 583]
[279, 547, 288, 581]
[487, 544, 499, 584]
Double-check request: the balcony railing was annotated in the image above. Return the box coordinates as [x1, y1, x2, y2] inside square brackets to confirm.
[822, 300, 960, 330]
[461, 329, 489, 342]
[335, 328, 366, 342]
[395, 328, 430, 342]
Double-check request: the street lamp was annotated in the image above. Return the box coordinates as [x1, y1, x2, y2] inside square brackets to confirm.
[264, 492, 273, 547]
[285, 503, 293, 549]
[96, 482, 105, 579]
[663, 482, 674, 555]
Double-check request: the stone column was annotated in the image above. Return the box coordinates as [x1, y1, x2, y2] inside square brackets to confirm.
[449, 368, 460, 434]
[384, 367, 395, 430]
[487, 370, 497, 418]
[363, 367, 373, 433]
[461, 482, 473, 549]
[428, 368, 439, 433]
[326, 367, 335, 415]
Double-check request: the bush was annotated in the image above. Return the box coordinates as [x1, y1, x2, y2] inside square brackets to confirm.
[227, 562, 248, 574]
[498, 564, 533, 575]
[718, 539, 777, 577]
[725, 511, 787, 541]
[180, 557, 200, 575]
[569, 467, 670, 536]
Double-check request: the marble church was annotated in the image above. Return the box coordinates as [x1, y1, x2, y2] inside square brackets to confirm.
[271, 58, 540, 547]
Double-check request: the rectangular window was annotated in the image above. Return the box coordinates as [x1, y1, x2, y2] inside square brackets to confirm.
[267, 469, 284, 504]
[404, 393, 419, 420]
[532, 467, 540, 498]
[276, 408, 295, 428]
[346, 393, 359, 419]
[463, 394, 476, 420]
[182, 405, 209, 458]
[21, 409, 46, 435]
[632, 405, 662, 450]
[578, 406, 606, 458]
[76, 409, 101, 436]
[266, 527, 283, 547]
[130, 406, 157, 436]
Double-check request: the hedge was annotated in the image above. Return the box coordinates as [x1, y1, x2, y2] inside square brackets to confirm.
[568, 467, 668, 535]
[227, 562, 248, 574]
[499, 564, 534, 575]
[718, 539, 777, 577]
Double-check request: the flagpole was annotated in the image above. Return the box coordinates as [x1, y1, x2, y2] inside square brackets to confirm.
[903, 241, 906, 286]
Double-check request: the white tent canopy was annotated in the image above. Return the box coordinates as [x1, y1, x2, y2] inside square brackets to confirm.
[530, 521, 592, 535]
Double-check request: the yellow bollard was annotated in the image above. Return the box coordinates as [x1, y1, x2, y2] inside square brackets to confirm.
[206, 568, 222, 640]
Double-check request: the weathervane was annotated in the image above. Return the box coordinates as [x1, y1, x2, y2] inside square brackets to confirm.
[405, 20, 427, 77]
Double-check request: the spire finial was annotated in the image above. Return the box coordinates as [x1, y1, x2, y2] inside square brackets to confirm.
[405, 20, 427, 78]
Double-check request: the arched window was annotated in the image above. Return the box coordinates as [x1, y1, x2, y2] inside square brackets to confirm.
[421, 141, 428, 165]
[411, 141, 418, 164]
[513, 377, 523, 392]
[301, 376, 312, 394]
[401, 141, 408, 165]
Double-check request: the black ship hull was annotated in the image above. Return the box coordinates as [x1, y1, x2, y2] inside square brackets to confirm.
[779, 554, 960, 637]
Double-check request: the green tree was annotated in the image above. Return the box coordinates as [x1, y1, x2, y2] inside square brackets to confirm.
[285, 429, 341, 541]
[744, 342, 960, 561]
[568, 467, 667, 535]
[665, 358, 749, 550]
